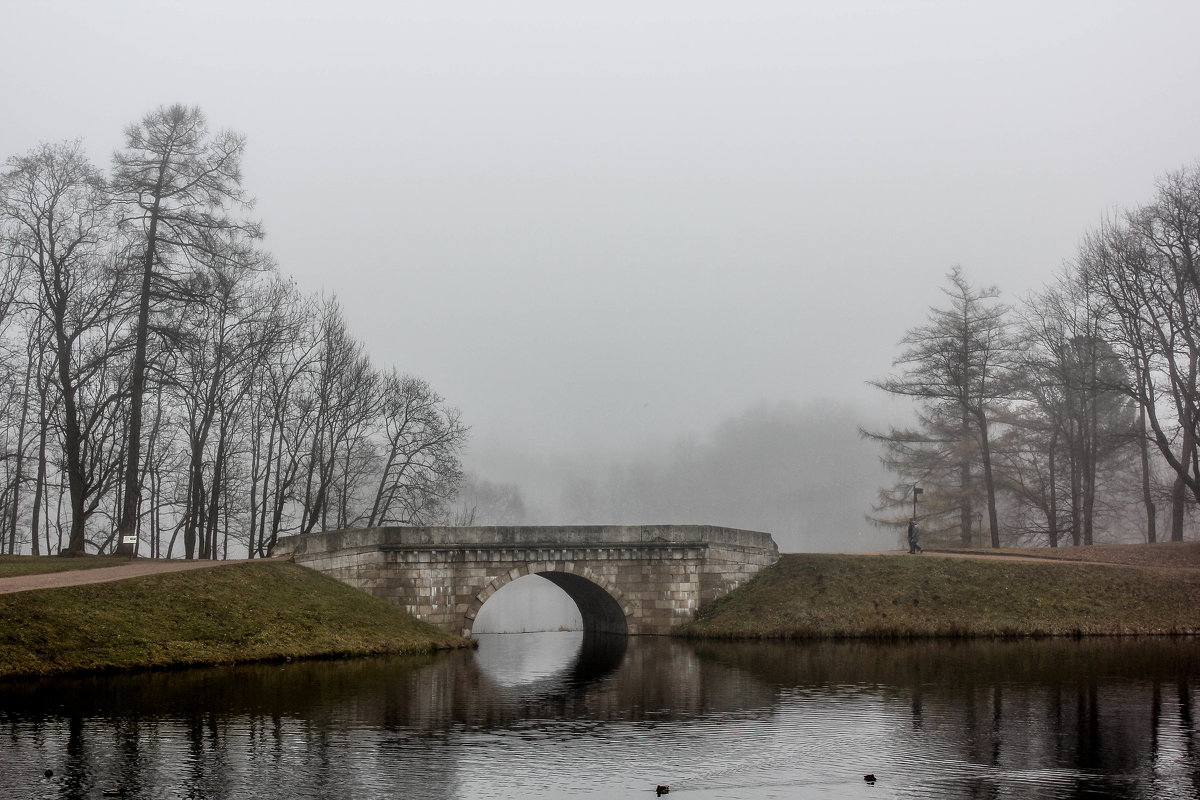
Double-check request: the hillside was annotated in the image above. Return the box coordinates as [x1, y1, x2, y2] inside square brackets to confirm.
[679, 545, 1200, 639]
[0, 560, 469, 679]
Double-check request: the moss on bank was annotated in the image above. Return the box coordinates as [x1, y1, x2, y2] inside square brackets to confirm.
[678, 551, 1200, 640]
[0, 561, 468, 679]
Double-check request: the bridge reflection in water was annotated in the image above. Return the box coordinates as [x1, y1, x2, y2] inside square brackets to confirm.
[3, 637, 1200, 799]
[473, 632, 627, 697]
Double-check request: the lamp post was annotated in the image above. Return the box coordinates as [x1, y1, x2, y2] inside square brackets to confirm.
[976, 512, 983, 547]
[912, 485, 924, 521]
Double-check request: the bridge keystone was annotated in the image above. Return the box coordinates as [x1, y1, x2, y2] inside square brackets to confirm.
[272, 525, 779, 636]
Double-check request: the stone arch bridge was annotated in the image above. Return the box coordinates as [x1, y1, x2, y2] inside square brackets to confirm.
[271, 525, 779, 636]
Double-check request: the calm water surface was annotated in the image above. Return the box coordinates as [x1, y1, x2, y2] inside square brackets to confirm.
[2, 634, 1200, 799]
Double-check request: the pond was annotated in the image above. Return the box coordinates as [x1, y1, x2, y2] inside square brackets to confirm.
[2, 633, 1199, 799]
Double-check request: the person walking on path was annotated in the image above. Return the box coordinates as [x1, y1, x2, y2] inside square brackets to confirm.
[907, 518, 923, 554]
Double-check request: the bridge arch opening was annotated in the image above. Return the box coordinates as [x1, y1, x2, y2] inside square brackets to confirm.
[539, 571, 629, 636]
[468, 569, 630, 637]
[472, 575, 583, 633]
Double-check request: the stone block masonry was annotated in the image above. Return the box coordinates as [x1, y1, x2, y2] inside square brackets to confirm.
[272, 525, 779, 636]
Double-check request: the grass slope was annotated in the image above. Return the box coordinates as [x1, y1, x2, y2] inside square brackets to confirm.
[0, 561, 468, 678]
[0, 555, 133, 578]
[679, 552, 1200, 639]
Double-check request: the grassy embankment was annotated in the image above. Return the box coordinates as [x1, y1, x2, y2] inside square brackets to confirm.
[0, 555, 132, 578]
[0, 560, 468, 679]
[679, 543, 1200, 640]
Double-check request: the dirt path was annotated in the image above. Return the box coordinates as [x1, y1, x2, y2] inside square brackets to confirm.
[2, 545, 1191, 596]
[861, 549, 1068, 563]
[915, 549, 1073, 564]
[869, 547, 1200, 569]
[0, 559, 274, 595]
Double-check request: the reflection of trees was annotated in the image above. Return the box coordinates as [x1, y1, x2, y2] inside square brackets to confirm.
[0, 637, 775, 798]
[1177, 677, 1200, 799]
[689, 637, 1200, 690]
[63, 713, 87, 798]
[693, 637, 1200, 796]
[3, 638, 1200, 798]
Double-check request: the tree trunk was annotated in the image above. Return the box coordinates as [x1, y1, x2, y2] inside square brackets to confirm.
[9, 350, 36, 554]
[54, 316, 89, 555]
[1047, 432, 1059, 548]
[1139, 403, 1157, 543]
[960, 413, 973, 545]
[30, 396, 48, 556]
[117, 166, 166, 556]
[1082, 394, 1098, 546]
[976, 411, 1001, 548]
[1069, 420, 1082, 547]
[206, 424, 229, 560]
[185, 440, 205, 560]
[1170, 420, 1195, 542]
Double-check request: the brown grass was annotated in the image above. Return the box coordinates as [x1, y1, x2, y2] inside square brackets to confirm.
[678, 548, 1200, 640]
[0, 561, 469, 679]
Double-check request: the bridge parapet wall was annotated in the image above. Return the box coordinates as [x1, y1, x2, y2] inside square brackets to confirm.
[272, 525, 778, 636]
[273, 524, 776, 556]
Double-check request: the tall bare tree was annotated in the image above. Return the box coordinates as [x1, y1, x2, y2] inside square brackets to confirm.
[297, 301, 378, 533]
[871, 267, 1016, 547]
[110, 105, 260, 555]
[247, 285, 317, 556]
[0, 227, 30, 554]
[2, 141, 133, 554]
[1010, 273, 1136, 545]
[172, 256, 274, 558]
[1082, 166, 1200, 540]
[0, 115, 469, 557]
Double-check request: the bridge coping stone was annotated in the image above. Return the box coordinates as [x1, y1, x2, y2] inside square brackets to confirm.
[272, 524, 777, 559]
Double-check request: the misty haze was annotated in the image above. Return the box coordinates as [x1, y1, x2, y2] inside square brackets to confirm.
[3, 3, 1198, 563]
[4, 4, 1200, 797]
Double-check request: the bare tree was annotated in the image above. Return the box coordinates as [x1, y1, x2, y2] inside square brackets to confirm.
[0, 114, 469, 557]
[247, 284, 316, 556]
[1010, 274, 1136, 545]
[171, 255, 275, 558]
[367, 372, 466, 526]
[871, 267, 1016, 547]
[1082, 166, 1200, 540]
[297, 301, 378, 533]
[2, 141, 133, 554]
[0, 167, 33, 554]
[110, 104, 260, 555]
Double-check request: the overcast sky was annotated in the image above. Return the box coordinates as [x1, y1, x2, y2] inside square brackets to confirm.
[4, 1, 1200, 482]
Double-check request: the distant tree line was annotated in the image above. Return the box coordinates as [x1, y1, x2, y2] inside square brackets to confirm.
[550, 402, 883, 551]
[868, 164, 1200, 548]
[0, 105, 467, 558]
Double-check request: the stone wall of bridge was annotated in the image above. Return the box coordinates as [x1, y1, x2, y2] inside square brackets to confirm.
[272, 525, 779, 636]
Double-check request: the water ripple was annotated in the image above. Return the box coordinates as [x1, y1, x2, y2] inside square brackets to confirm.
[3, 635, 1200, 799]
